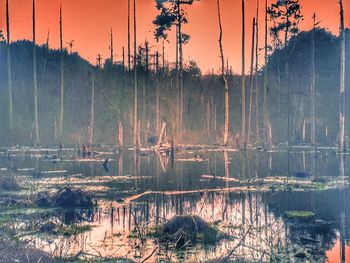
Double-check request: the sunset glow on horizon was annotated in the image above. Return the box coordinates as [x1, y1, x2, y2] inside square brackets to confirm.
[0, 0, 349, 72]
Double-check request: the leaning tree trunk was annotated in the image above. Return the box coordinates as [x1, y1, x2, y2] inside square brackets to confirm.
[33, 0, 39, 145]
[241, 0, 246, 147]
[247, 17, 256, 146]
[217, 0, 229, 146]
[6, 0, 13, 142]
[338, 0, 346, 152]
[59, 4, 64, 142]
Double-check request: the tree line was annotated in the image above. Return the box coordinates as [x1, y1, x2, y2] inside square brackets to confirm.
[0, 0, 348, 150]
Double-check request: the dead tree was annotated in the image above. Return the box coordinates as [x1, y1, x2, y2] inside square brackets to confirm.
[96, 54, 102, 68]
[254, 0, 260, 141]
[6, 0, 13, 138]
[90, 71, 95, 145]
[241, 0, 246, 146]
[122, 46, 125, 73]
[310, 13, 316, 146]
[59, 4, 64, 141]
[247, 17, 256, 146]
[128, 0, 131, 71]
[33, 0, 39, 145]
[133, 0, 139, 150]
[338, 0, 346, 152]
[156, 50, 161, 135]
[118, 123, 124, 149]
[217, 0, 229, 146]
[176, 26, 180, 137]
[41, 29, 50, 86]
[263, 0, 270, 147]
[110, 28, 114, 64]
[177, 1, 184, 140]
[162, 41, 165, 70]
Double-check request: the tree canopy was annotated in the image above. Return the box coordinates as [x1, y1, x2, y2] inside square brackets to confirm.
[267, 0, 303, 48]
[153, 0, 196, 43]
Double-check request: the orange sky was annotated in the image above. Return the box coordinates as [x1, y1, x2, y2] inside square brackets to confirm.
[0, 0, 349, 73]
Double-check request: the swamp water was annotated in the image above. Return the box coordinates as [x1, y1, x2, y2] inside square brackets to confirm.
[0, 147, 349, 262]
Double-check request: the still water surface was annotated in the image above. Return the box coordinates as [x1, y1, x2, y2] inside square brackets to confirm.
[0, 147, 349, 262]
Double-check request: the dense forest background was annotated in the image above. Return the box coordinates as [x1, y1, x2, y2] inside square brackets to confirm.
[0, 28, 349, 147]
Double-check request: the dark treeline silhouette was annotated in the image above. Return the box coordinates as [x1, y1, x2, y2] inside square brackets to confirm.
[0, 28, 349, 147]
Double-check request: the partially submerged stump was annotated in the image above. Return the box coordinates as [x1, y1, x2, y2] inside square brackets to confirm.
[160, 215, 220, 246]
[164, 215, 212, 235]
[35, 187, 95, 208]
[52, 187, 94, 208]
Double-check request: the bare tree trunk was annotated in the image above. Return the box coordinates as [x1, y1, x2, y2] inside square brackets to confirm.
[241, 0, 246, 147]
[110, 28, 114, 64]
[6, 0, 13, 141]
[177, 1, 184, 140]
[41, 29, 50, 86]
[118, 123, 124, 149]
[59, 4, 64, 142]
[338, 0, 346, 152]
[206, 100, 210, 140]
[224, 150, 229, 189]
[263, 0, 270, 147]
[90, 71, 95, 145]
[247, 17, 256, 146]
[311, 13, 316, 146]
[176, 26, 180, 138]
[179, 32, 184, 140]
[33, 0, 39, 145]
[162, 41, 165, 70]
[143, 40, 149, 144]
[302, 118, 306, 142]
[128, 0, 131, 71]
[254, 0, 260, 141]
[339, 153, 346, 262]
[156, 51, 160, 135]
[285, 18, 291, 147]
[133, 0, 139, 150]
[217, 0, 229, 146]
[122, 46, 125, 74]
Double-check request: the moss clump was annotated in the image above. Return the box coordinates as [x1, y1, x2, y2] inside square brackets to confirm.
[284, 211, 315, 223]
